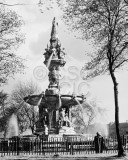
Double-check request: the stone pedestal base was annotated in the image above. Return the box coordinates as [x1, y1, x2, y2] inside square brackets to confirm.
[36, 126, 76, 136]
[35, 127, 57, 135]
[35, 127, 45, 135]
[59, 126, 76, 135]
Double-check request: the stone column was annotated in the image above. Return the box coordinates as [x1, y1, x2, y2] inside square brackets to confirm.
[69, 107, 72, 122]
[48, 109, 53, 129]
[56, 110, 59, 120]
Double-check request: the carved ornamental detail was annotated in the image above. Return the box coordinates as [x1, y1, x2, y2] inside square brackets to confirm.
[44, 17, 66, 89]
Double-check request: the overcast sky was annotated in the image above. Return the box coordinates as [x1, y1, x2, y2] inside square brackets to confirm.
[2, 0, 128, 124]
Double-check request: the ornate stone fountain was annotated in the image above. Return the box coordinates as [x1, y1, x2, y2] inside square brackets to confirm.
[24, 18, 86, 136]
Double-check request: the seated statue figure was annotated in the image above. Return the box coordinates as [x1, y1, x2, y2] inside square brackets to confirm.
[59, 109, 71, 128]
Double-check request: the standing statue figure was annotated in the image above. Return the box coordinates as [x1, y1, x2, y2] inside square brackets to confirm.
[51, 17, 58, 41]
[44, 125, 48, 140]
[59, 108, 66, 127]
[42, 109, 49, 127]
[65, 113, 71, 127]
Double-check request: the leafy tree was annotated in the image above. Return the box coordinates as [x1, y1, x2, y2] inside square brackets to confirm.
[9, 81, 41, 134]
[71, 99, 106, 134]
[59, 0, 128, 156]
[0, 91, 8, 137]
[0, 3, 25, 86]
[0, 91, 22, 137]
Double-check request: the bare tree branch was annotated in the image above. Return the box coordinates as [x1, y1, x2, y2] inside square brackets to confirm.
[0, 2, 28, 6]
[114, 59, 128, 71]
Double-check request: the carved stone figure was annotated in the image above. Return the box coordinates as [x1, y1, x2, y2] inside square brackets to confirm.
[48, 66, 59, 86]
[42, 109, 49, 127]
[59, 108, 65, 127]
[65, 113, 71, 127]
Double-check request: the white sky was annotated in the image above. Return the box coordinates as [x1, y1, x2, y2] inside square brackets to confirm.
[2, 0, 128, 124]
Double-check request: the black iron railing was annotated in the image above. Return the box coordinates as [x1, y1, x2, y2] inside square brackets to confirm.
[0, 135, 128, 156]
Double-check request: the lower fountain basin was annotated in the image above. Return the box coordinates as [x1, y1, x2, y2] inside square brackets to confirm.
[24, 93, 85, 107]
[40, 94, 85, 106]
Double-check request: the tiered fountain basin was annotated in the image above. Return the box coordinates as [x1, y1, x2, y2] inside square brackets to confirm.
[24, 93, 85, 107]
[24, 92, 85, 137]
[40, 94, 85, 106]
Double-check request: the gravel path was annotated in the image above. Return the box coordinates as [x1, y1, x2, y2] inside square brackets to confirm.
[0, 153, 128, 160]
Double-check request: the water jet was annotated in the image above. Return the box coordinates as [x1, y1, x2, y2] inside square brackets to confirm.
[6, 114, 19, 138]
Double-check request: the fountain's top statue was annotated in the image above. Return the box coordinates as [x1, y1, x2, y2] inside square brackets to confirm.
[50, 17, 58, 41]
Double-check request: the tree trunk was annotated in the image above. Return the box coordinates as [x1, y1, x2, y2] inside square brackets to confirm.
[2, 104, 6, 138]
[110, 71, 125, 156]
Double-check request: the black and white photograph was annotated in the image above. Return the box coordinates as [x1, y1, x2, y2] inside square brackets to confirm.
[0, 0, 128, 159]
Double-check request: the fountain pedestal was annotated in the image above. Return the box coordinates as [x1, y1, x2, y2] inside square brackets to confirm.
[59, 126, 76, 135]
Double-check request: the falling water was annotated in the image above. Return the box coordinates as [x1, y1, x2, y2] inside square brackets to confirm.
[87, 123, 109, 137]
[74, 97, 85, 123]
[74, 98, 109, 136]
[6, 114, 19, 138]
[74, 97, 84, 112]
[46, 52, 54, 68]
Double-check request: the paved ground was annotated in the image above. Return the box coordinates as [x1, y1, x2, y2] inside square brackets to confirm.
[0, 153, 128, 160]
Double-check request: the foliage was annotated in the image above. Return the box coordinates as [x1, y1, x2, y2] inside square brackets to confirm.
[9, 81, 41, 133]
[60, 0, 128, 156]
[0, 3, 25, 86]
[71, 99, 106, 133]
[0, 91, 8, 136]
[38, 0, 128, 76]
[58, 0, 128, 79]
[0, 91, 8, 106]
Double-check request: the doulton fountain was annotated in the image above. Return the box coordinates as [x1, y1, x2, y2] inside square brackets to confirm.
[24, 18, 86, 136]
